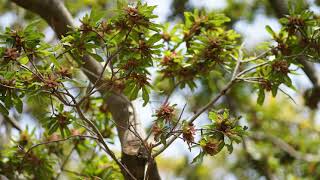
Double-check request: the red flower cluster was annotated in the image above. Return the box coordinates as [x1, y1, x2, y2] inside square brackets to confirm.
[182, 123, 196, 145]
[272, 60, 290, 74]
[3, 48, 20, 61]
[156, 103, 175, 123]
[202, 139, 220, 156]
[151, 123, 162, 141]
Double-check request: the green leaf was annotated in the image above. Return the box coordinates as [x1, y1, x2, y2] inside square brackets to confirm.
[4, 72, 15, 79]
[49, 55, 60, 67]
[279, 17, 289, 24]
[271, 85, 278, 97]
[223, 109, 229, 119]
[283, 75, 295, 90]
[24, 20, 41, 33]
[60, 126, 65, 138]
[225, 144, 233, 154]
[191, 152, 204, 164]
[90, 8, 105, 23]
[142, 86, 149, 106]
[265, 25, 276, 37]
[129, 85, 139, 101]
[257, 88, 265, 105]
[160, 134, 167, 146]
[59, 104, 64, 112]
[4, 95, 13, 108]
[208, 111, 218, 122]
[18, 56, 29, 65]
[0, 102, 9, 115]
[48, 122, 59, 135]
[211, 13, 231, 26]
[65, 127, 71, 137]
[229, 135, 242, 143]
[147, 33, 162, 45]
[217, 141, 225, 152]
[14, 98, 23, 113]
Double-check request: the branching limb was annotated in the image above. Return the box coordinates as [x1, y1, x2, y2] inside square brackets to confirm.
[10, 0, 156, 179]
[152, 51, 271, 158]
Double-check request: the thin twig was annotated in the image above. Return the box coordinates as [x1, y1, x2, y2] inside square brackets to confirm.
[152, 51, 271, 157]
[74, 104, 137, 180]
[236, 61, 270, 77]
[20, 135, 99, 169]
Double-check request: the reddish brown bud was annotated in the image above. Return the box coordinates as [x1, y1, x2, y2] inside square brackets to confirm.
[3, 48, 20, 61]
[44, 74, 60, 89]
[57, 113, 69, 127]
[47, 133, 60, 141]
[152, 124, 162, 141]
[260, 79, 272, 91]
[19, 132, 30, 146]
[122, 59, 139, 70]
[202, 139, 221, 156]
[182, 123, 196, 145]
[272, 60, 290, 74]
[162, 33, 171, 41]
[156, 103, 175, 123]
[71, 129, 81, 136]
[99, 103, 109, 113]
[57, 67, 72, 78]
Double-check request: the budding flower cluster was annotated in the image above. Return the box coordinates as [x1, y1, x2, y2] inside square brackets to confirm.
[155, 103, 175, 123]
[272, 60, 290, 74]
[182, 123, 196, 146]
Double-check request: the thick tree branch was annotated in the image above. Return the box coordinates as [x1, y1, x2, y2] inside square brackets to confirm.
[10, 0, 159, 179]
[11, 0, 73, 37]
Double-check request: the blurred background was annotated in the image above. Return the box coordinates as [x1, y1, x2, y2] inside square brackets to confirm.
[1, 0, 320, 179]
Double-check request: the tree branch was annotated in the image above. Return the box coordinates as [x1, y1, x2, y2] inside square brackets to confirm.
[268, 0, 319, 86]
[152, 50, 271, 158]
[10, 0, 159, 179]
[268, 0, 320, 109]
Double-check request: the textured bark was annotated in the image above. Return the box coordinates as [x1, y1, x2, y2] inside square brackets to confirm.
[121, 152, 147, 180]
[10, 0, 160, 179]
